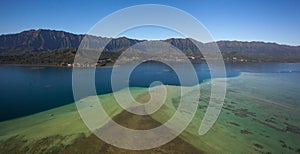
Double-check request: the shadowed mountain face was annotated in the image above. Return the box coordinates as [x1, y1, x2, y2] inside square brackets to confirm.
[0, 29, 300, 62]
[0, 29, 84, 52]
[216, 41, 300, 60]
[0, 29, 143, 53]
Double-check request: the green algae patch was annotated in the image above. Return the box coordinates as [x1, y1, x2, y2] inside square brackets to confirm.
[149, 73, 300, 153]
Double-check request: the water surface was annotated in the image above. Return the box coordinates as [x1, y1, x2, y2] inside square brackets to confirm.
[0, 62, 300, 121]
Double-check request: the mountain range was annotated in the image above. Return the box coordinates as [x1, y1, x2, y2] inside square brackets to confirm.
[0, 29, 300, 64]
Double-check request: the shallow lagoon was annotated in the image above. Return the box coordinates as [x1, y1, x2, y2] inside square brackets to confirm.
[0, 63, 300, 153]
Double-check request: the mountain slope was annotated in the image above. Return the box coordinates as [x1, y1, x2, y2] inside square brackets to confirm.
[0, 29, 143, 53]
[0, 29, 300, 63]
[0, 29, 83, 52]
[216, 41, 300, 60]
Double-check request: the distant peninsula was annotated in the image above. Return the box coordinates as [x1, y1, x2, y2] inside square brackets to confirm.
[0, 29, 300, 66]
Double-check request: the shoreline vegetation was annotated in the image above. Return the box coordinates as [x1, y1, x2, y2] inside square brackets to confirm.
[2, 58, 300, 70]
[0, 73, 300, 153]
[1, 49, 300, 68]
[1, 61, 300, 70]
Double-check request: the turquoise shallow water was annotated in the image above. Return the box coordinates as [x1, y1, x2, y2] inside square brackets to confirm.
[209, 72, 300, 153]
[163, 72, 300, 153]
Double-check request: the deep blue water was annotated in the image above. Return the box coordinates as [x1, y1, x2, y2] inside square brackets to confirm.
[0, 62, 300, 121]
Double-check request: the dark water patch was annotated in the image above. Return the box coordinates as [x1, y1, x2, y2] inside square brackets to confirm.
[279, 140, 294, 151]
[265, 117, 277, 124]
[198, 97, 210, 102]
[227, 121, 240, 127]
[172, 97, 181, 109]
[279, 140, 288, 148]
[252, 118, 283, 132]
[228, 89, 240, 93]
[253, 143, 264, 149]
[259, 133, 264, 136]
[230, 101, 237, 104]
[253, 148, 264, 154]
[284, 122, 300, 134]
[254, 149, 272, 154]
[223, 106, 234, 111]
[233, 108, 256, 118]
[198, 96, 209, 102]
[222, 107, 256, 118]
[226, 104, 235, 109]
[198, 105, 207, 109]
[272, 114, 289, 122]
[240, 129, 253, 134]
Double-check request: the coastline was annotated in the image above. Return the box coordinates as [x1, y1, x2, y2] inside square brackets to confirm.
[0, 63, 115, 68]
[2, 61, 300, 68]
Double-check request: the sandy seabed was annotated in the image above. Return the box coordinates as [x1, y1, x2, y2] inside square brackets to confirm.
[1, 72, 300, 153]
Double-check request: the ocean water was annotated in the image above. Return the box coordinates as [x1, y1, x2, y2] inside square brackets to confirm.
[0, 62, 299, 121]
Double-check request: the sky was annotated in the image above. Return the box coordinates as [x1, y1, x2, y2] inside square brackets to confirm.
[0, 0, 299, 45]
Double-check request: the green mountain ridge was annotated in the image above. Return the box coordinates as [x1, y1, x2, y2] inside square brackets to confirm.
[0, 29, 300, 64]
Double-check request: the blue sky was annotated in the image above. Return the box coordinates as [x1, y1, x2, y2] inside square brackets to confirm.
[0, 0, 299, 45]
